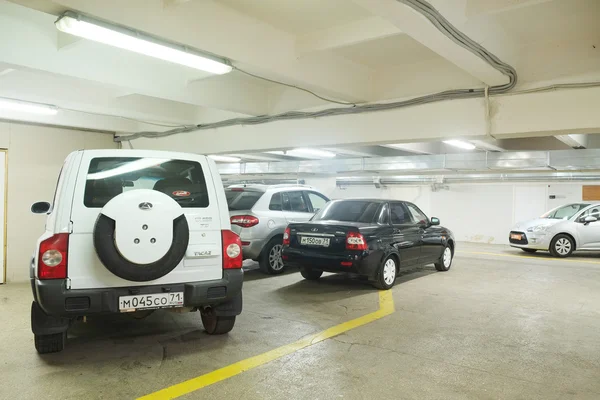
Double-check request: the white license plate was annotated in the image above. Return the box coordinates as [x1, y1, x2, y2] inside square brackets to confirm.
[119, 292, 184, 312]
[300, 236, 330, 247]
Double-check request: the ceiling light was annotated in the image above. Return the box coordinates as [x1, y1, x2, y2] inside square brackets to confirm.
[0, 98, 58, 115]
[208, 155, 241, 163]
[55, 11, 232, 75]
[269, 148, 336, 158]
[556, 134, 585, 149]
[443, 140, 476, 150]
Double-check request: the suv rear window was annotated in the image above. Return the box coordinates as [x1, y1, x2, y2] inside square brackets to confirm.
[225, 189, 263, 211]
[84, 157, 209, 208]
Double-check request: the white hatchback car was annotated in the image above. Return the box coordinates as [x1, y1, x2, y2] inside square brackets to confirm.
[30, 150, 243, 353]
[509, 202, 600, 257]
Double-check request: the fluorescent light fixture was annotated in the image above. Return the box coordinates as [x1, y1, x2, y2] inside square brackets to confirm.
[556, 134, 586, 149]
[0, 98, 58, 115]
[443, 140, 476, 150]
[208, 155, 241, 163]
[268, 148, 336, 159]
[290, 148, 336, 158]
[55, 11, 232, 75]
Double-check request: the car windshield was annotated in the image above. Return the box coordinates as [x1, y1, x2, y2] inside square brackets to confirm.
[313, 200, 380, 223]
[225, 189, 263, 211]
[541, 203, 590, 220]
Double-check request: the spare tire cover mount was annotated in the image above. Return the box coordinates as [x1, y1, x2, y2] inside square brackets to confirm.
[100, 189, 184, 265]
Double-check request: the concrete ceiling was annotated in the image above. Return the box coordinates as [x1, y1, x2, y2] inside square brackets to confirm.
[1, 0, 599, 159]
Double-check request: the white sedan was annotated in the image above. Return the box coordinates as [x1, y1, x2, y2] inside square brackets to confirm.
[509, 203, 600, 257]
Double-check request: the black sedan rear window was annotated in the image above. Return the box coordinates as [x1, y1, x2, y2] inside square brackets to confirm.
[313, 200, 381, 223]
[84, 157, 209, 208]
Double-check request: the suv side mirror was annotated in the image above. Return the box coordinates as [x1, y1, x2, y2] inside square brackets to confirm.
[31, 201, 51, 214]
[430, 217, 440, 226]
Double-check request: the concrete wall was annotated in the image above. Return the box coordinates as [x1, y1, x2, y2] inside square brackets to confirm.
[0, 122, 116, 283]
[304, 178, 592, 245]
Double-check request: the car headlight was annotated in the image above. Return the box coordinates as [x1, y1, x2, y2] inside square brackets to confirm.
[527, 225, 549, 233]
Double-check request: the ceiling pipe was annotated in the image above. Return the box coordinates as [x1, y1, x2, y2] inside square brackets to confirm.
[336, 172, 600, 187]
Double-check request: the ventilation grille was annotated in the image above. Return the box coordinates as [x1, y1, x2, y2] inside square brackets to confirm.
[65, 296, 91, 311]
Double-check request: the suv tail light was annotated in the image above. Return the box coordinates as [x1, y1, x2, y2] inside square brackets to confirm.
[230, 215, 259, 228]
[346, 232, 367, 251]
[222, 230, 242, 269]
[283, 226, 291, 246]
[38, 233, 69, 279]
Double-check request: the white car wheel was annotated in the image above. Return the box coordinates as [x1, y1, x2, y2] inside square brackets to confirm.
[551, 234, 574, 258]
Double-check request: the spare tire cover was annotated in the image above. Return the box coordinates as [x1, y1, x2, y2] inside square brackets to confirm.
[93, 189, 189, 282]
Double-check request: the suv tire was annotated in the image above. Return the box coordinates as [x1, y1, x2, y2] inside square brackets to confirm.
[259, 237, 285, 275]
[34, 332, 66, 354]
[201, 310, 236, 335]
[93, 214, 189, 282]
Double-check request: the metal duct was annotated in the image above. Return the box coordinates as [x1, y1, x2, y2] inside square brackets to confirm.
[218, 149, 600, 177]
[336, 172, 600, 187]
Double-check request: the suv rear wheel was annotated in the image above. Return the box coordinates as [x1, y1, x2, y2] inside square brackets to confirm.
[259, 237, 285, 275]
[201, 309, 236, 335]
[34, 332, 66, 354]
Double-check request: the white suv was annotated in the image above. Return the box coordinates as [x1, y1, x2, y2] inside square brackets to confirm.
[30, 150, 243, 354]
[226, 184, 329, 274]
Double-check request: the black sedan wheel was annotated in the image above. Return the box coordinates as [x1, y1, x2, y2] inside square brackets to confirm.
[434, 246, 453, 271]
[373, 256, 397, 290]
[300, 268, 323, 280]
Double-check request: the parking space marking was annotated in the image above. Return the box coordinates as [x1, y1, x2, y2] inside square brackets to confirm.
[459, 251, 600, 265]
[138, 290, 395, 400]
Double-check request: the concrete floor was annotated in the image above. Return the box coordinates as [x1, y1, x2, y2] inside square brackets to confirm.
[1, 243, 600, 399]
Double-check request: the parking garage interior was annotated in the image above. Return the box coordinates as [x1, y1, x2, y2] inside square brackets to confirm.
[1, 0, 600, 399]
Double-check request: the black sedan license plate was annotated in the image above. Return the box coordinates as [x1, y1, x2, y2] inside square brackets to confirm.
[300, 236, 330, 247]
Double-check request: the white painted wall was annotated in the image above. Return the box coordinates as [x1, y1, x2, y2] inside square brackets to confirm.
[304, 178, 595, 246]
[0, 122, 117, 283]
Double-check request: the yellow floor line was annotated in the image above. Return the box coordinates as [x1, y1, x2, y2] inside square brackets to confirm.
[138, 290, 395, 400]
[458, 251, 600, 265]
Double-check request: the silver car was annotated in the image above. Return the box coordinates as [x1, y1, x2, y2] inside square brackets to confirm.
[509, 202, 600, 257]
[225, 184, 330, 273]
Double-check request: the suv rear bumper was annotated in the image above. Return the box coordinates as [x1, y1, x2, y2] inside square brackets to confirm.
[32, 269, 243, 319]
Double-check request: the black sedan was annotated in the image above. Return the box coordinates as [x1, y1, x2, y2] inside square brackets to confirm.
[282, 199, 455, 289]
